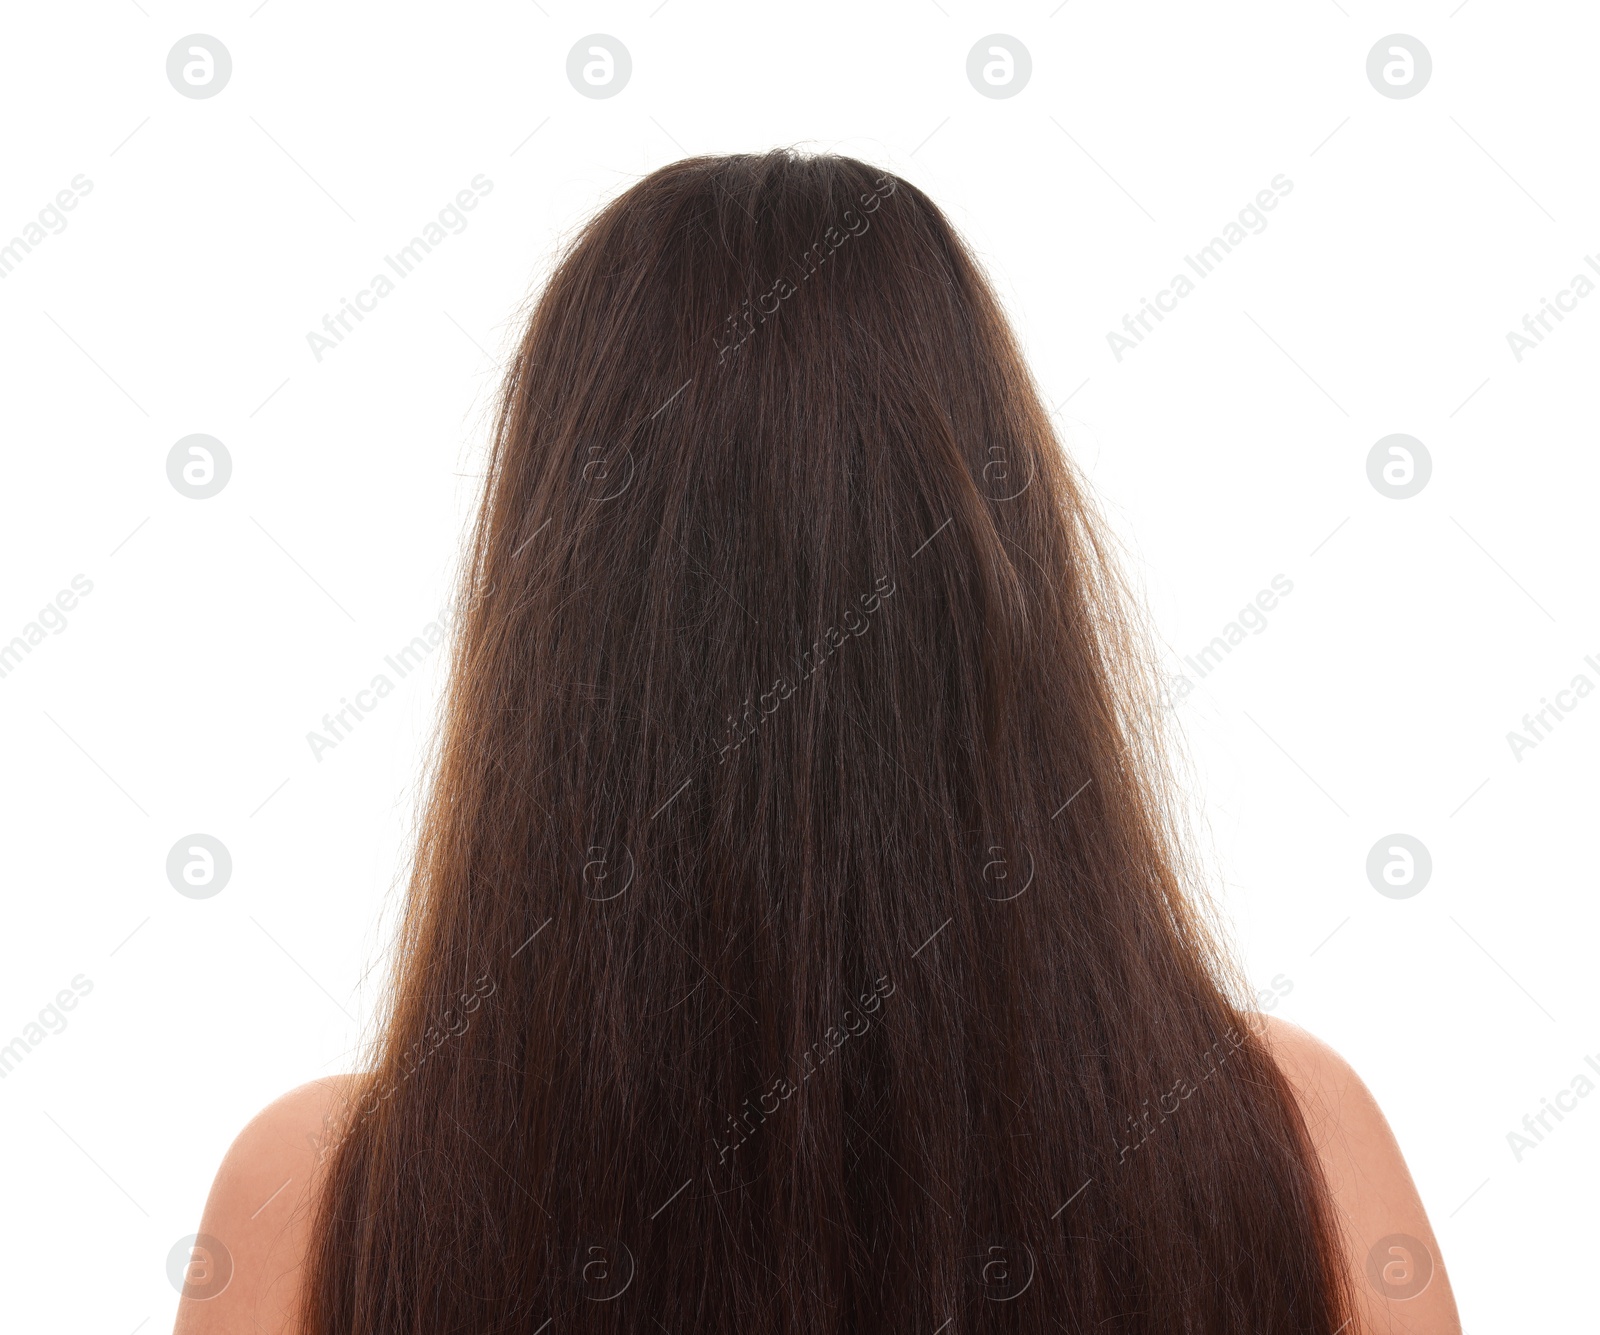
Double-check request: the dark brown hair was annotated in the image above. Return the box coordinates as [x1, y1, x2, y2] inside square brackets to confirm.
[304, 148, 1356, 1334]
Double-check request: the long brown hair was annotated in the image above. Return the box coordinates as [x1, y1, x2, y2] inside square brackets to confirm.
[304, 148, 1356, 1334]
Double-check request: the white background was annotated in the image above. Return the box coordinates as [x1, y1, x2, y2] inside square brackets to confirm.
[1, 3, 1593, 1330]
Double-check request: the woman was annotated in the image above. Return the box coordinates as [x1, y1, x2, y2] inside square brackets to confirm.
[176, 150, 1459, 1334]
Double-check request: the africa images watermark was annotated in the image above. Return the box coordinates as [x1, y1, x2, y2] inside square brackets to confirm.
[1106, 173, 1294, 362]
[303, 877, 547, 1167]
[304, 617, 445, 761]
[304, 174, 494, 363]
[709, 974, 896, 1168]
[1164, 573, 1294, 708]
[0, 175, 94, 280]
[305, 588, 490, 761]
[711, 173, 899, 365]
[0, 574, 94, 682]
[0, 975, 95, 1080]
[716, 574, 897, 763]
[1504, 252, 1600, 362]
[1506, 1045, 1600, 1163]
[1505, 651, 1600, 761]
[1113, 983, 1290, 1164]
[308, 971, 498, 1166]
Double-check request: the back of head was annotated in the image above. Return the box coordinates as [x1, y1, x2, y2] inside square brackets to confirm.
[304, 149, 1355, 1334]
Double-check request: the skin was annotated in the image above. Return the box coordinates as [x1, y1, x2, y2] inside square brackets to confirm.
[1258, 1015, 1463, 1335]
[173, 1016, 1461, 1334]
[171, 1075, 357, 1335]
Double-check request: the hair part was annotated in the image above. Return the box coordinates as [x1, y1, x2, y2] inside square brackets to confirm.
[303, 147, 1357, 1335]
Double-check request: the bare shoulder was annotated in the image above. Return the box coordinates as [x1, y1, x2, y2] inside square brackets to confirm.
[173, 1034, 1464, 1332]
[1255, 1014, 1462, 1335]
[172, 1073, 362, 1335]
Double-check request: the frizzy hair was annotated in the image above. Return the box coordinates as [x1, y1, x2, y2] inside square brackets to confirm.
[302, 148, 1358, 1335]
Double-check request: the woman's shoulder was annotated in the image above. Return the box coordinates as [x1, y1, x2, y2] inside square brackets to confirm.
[178, 1031, 1462, 1334]
[172, 1073, 362, 1335]
[1254, 1014, 1462, 1334]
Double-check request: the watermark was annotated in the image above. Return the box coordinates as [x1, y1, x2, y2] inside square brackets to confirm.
[0, 574, 94, 682]
[981, 841, 1035, 901]
[309, 973, 497, 1166]
[1366, 35, 1431, 100]
[305, 175, 495, 363]
[581, 843, 634, 901]
[710, 974, 896, 1166]
[167, 835, 232, 899]
[0, 975, 94, 1080]
[1106, 174, 1293, 362]
[577, 441, 634, 501]
[167, 35, 231, 99]
[1366, 433, 1431, 499]
[575, 1237, 636, 1299]
[979, 434, 1036, 502]
[1506, 655, 1597, 761]
[1165, 573, 1293, 706]
[966, 35, 1031, 99]
[305, 679, 401, 761]
[1254, 972, 1294, 1014]
[1365, 1233, 1434, 1300]
[0, 175, 93, 280]
[1366, 834, 1431, 899]
[167, 434, 231, 498]
[712, 176, 898, 365]
[167, 1232, 233, 1299]
[716, 575, 896, 763]
[566, 35, 630, 98]
[1114, 1018, 1262, 1164]
[306, 898, 541, 1172]
[1506, 1047, 1600, 1162]
[306, 606, 460, 761]
[1505, 255, 1600, 362]
[976, 1237, 1035, 1300]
